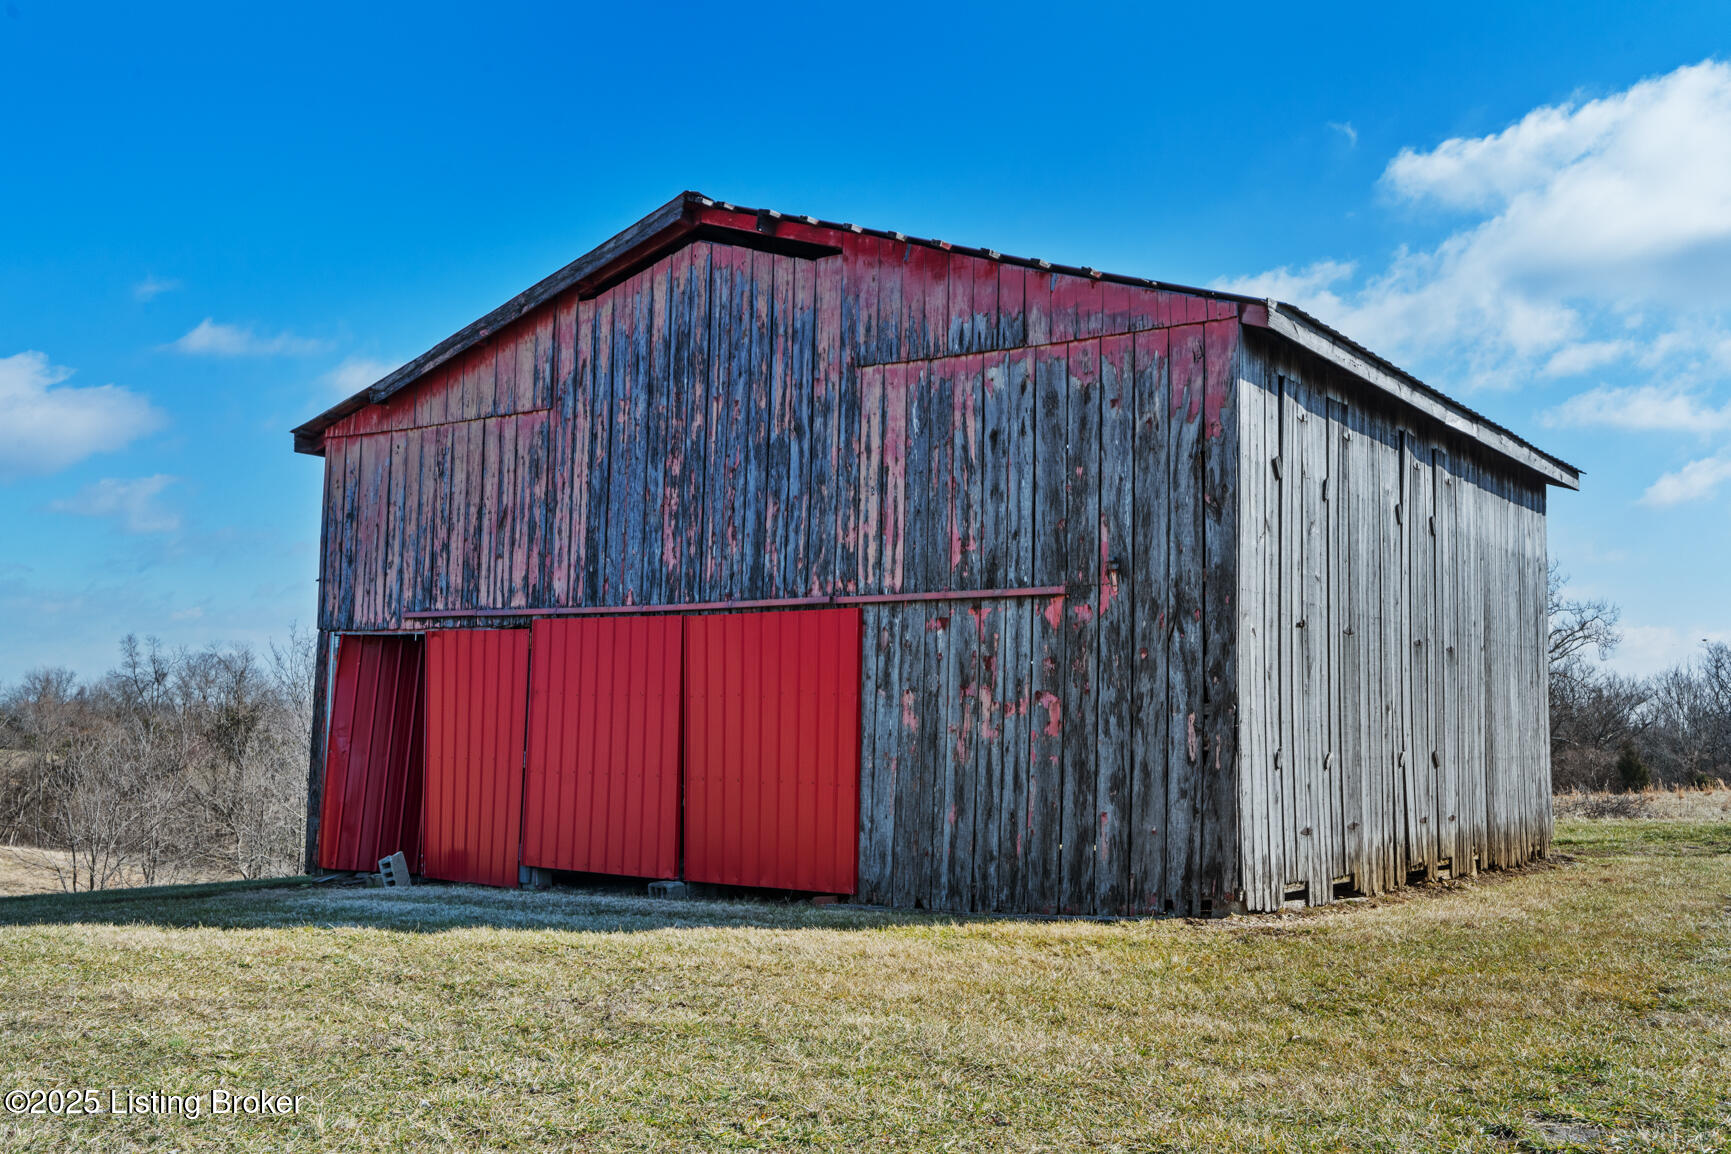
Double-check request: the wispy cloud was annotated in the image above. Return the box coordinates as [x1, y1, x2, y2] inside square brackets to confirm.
[168, 318, 328, 357]
[48, 475, 181, 533]
[319, 355, 403, 397]
[1217, 60, 1731, 509]
[0, 351, 164, 477]
[1219, 61, 1731, 386]
[132, 275, 181, 302]
[1609, 623, 1731, 676]
[1642, 455, 1731, 506]
[1212, 259, 1356, 318]
[1545, 383, 1731, 434]
[1328, 121, 1358, 147]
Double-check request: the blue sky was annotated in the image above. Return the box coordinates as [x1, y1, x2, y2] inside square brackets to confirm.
[3, 1, 1729, 683]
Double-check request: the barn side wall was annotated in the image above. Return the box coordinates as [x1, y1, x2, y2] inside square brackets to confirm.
[1234, 327, 1553, 912]
[311, 232, 1247, 915]
[853, 321, 1241, 916]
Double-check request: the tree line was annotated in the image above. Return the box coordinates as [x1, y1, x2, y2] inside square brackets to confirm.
[0, 574, 1722, 891]
[1548, 564, 1730, 792]
[0, 633, 313, 891]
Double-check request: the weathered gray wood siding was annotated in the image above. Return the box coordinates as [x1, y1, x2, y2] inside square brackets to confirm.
[1235, 327, 1552, 911]
[314, 233, 1246, 916]
[854, 322, 1241, 916]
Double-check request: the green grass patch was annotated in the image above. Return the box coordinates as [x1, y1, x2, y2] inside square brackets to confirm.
[0, 875, 335, 918]
[1, 820, 1727, 1151]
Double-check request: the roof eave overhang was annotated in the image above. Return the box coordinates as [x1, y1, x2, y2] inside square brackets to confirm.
[1248, 300, 1581, 491]
[291, 189, 712, 455]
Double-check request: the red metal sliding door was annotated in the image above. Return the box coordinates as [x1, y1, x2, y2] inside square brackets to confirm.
[422, 628, 531, 887]
[522, 616, 682, 879]
[317, 634, 425, 872]
[683, 608, 862, 893]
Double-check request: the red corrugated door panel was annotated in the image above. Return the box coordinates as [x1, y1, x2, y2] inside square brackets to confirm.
[684, 608, 862, 893]
[317, 634, 425, 872]
[422, 628, 531, 888]
[523, 616, 682, 878]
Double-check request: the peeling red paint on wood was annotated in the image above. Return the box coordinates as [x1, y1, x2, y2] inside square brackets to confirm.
[310, 216, 1292, 917]
[1043, 596, 1063, 629]
[1037, 690, 1061, 736]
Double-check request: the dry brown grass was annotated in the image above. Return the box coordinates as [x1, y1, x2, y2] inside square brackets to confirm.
[0, 818, 1725, 1151]
[1552, 785, 1731, 822]
[0, 846, 228, 897]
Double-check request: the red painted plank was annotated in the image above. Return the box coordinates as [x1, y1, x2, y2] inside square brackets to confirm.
[882, 362, 910, 592]
[811, 245, 842, 596]
[530, 301, 556, 410]
[511, 412, 538, 607]
[421, 628, 530, 887]
[1102, 281, 1132, 335]
[494, 326, 518, 418]
[1050, 273, 1084, 344]
[1026, 270, 1053, 347]
[998, 263, 1026, 349]
[856, 364, 884, 591]
[848, 232, 881, 364]
[920, 244, 948, 361]
[946, 251, 974, 356]
[683, 608, 861, 893]
[319, 439, 342, 626]
[871, 238, 900, 364]
[951, 353, 984, 586]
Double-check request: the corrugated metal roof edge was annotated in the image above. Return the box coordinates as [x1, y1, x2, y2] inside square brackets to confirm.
[1257, 302, 1581, 490]
[290, 190, 1581, 490]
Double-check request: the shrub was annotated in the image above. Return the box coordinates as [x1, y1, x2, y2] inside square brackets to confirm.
[1616, 743, 1651, 793]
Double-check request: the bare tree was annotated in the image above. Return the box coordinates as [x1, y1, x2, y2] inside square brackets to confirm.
[0, 633, 313, 891]
[1546, 565, 1643, 790]
[1548, 562, 1622, 679]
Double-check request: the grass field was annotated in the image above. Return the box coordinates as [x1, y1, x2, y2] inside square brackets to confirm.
[0, 816, 1726, 1152]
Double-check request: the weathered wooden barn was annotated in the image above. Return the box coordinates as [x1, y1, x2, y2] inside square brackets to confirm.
[294, 191, 1579, 915]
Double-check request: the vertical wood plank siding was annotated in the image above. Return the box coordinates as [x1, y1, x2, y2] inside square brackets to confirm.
[313, 223, 1553, 914]
[1233, 328, 1553, 910]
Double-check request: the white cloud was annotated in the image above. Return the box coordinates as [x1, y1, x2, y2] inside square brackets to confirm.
[1609, 623, 1731, 677]
[1641, 455, 1731, 506]
[1540, 340, 1633, 378]
[132, 276, 181, 302]
[1212, 259, 1356, 319]
[0, 351, 163, 477]
[1217, 60, 1731, 389]
[1328, 121, 1358, 147]
[169, 318, 328, 357]
[1545, 384, 1731, 433]
[49, 475, 181, 533]
[320, 356, 402, 397]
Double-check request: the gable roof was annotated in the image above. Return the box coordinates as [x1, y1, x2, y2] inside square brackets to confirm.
[292, 190, 1579, 489]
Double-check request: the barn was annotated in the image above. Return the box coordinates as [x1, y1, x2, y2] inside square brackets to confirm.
[293, 191, 1579, 916]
